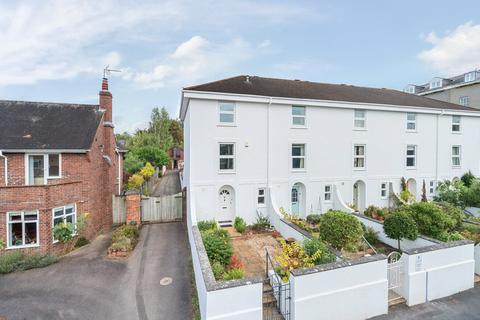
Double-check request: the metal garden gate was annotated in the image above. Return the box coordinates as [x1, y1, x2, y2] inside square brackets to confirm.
[264, 249, 291, 320]
[387, 251, 404, 303]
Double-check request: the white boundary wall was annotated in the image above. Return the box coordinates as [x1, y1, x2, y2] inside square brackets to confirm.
[398, 242, 475, 306]
[188, 191, 263, 320]
[290, 257, 388, 320]
[475, 244, 480, 275]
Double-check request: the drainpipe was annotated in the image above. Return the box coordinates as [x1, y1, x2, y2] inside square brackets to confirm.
[267, 97, 272, 189]
[435, 110, 444, 185]
[116, 148, 122, 195]
[0, 151, 7, 186]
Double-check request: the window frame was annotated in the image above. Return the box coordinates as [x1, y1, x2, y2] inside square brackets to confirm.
[429, 79, 442, 90]
[291, 105, 306, 127]
[406, 113, 417, 132]
[353, 144, 366, 170]
[25, 153, 62, 185]
[353, 109, 366, 129]
[452, 145, 461, 168]
[452, 115, 461, 133]
[6, 210, 40, 249]
[52, 204, 77, 243]
[218, 101, 236, 126]
[459, 96, 470, 107]
[218, 142, 235, 172]
[324, 185, 332, 202]
[380, 182, 388, 199]
[465, 72, 476, 82]
[291, 143, 306, 171]
[406, 145, 417, 169]
[257, 188, 266, 207]
[429, 180, 437, 196]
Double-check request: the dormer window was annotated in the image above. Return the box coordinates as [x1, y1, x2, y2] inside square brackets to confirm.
[429, 78, 443, 90]
[404, 85, 416, 94]
[465, 72, 476, 82]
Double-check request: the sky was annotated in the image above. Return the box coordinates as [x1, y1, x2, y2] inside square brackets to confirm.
[1, 0, 480, 133]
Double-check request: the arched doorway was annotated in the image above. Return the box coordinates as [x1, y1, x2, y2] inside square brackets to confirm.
[407, 178, 417, 199]
[218, 185, 235, 222]
[353, 180, 366, 212]
[291, 182, 306, 217]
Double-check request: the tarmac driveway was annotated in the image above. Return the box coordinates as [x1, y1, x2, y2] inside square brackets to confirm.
[0, 223, 193, 320]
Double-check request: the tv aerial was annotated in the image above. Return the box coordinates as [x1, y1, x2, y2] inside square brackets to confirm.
[103, 65, 121, 78]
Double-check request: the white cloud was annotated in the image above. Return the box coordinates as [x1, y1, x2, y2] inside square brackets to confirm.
[418, 22, 480, 75]
[130, 36, 254, 88]
[258, 40, 272, 49]
[0, 0, 181, 86]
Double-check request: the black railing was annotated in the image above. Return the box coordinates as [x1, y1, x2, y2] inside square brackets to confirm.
[264, 249, 291, 320]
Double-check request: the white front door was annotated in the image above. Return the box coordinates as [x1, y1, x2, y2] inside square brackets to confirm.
[218, 188, 234, 221]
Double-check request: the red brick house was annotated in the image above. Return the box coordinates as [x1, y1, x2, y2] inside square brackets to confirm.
[0, 78, 123, 253]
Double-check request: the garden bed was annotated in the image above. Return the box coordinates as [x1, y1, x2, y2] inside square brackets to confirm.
[107, 223, 141, 258]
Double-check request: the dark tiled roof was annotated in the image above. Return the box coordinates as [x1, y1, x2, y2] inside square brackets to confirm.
[0, 100, 103, 150]
[185, 75, 476, 111]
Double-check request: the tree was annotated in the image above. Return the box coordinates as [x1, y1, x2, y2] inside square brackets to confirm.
[384, 211, 418, 250]
[148, 107, 173, 151]
[318, 210, 363, 251]
[133, 146, 170, 168]
[421, 179, 428, 202]
[124, 153, 144, 174]
[169, 119, 184, 147]
[461, 170, 476, 188]
[400, 177, 407, 192]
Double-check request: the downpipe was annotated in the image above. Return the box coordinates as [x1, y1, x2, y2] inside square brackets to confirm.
[0, 151, 7, 186]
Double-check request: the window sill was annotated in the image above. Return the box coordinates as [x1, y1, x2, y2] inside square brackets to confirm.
[7, 243, 39, 250]
[353, 128, 367, 131]
[291, 169, 307, 173]
[406, 130, 417, 133]
[406, 167, 417, 170]
[217, 124, 237, 127]
[218, 171, 236, 174]
[452, 166, 462, 169]
[451, 131, 462, 135]
[290, 126, 308, 129]
[257, 204, 266, 208]
[353, 168, 366, 171]
[48, 176, 62, 180]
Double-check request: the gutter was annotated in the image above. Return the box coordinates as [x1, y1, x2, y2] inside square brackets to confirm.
[0, 151, 7, 186]
[267, 97, 272, 190]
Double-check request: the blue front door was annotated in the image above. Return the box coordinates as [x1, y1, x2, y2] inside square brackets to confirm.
[291, 186, 299, 215]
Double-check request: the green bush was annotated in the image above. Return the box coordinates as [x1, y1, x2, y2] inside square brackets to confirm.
[364, 226, 379, 246]
[461, 171, 476, 188]
[222, 268, 245, 281]
[306, 214, 322, 225]
[383, 210, 418, 250]
[201, 230, 232, 266]
[75, 237, 90, 248]
[112, 224, 139, 243]
[53, 222, 75, 243]
[436, 202, 464, 230]
[110, 236, 133, 251]
[234, 217, 247, 233]
[461, 179, 480, 207]
[318, 210, 363, 251]
[405, 202, 456, 239]
[124, 153, 144, 174]
[133, 146, 170, 168]
[302, 238, 336, 265]
[437, 231, 465, 242]
[211, 261, 225, 279]
[251, 213, 271, 231]
[0, 252, 58, 274]
[435, 180, 466, 207]
[197, 220, 217, 232]
[0, 239, 5, 250]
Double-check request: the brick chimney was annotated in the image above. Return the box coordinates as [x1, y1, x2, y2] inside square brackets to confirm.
[99, 77, 113, 123]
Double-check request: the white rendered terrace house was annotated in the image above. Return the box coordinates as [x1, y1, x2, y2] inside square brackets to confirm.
[180, 76, 480, 225]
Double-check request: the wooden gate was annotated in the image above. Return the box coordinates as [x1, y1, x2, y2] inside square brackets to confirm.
[141, 192, 183, 223]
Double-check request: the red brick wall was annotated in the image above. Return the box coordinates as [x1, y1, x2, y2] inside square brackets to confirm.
[0, 90, 121, 254]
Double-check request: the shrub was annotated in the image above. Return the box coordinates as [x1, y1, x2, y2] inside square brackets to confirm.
[436, 202, 464, 230]
[211, 261, 225, 279]
[383, 210, 418, 250]
[364, 206, 387, 221]
[421, 180, 428, 202]
[461, 179, 480, 207]
[306, 214, 322, 225]
[112, 224, 139, 243]
[0, 252, 58, 274]
[0, 239, 4, 250]
[223, 268, 245, 281]
[202, 230, 232, 266]
[437, 231, 465, 242]
[405, 202, 456, 239]
[75, 237, 90, 248]
[139, 162, 155, 179]
[53, 222, 75, 243]
[318, 210, 363, 251]
[276, 240, 322, 281]
[234, 217, 247, 233]
[435, 180, 466, 207]
[400, 190, 414, 203]
[401, 177, 407, 192]
[124, 153, 144, 174]
[460, 224, 480, 244]
[110, 236, 133, 251]
[251, 213, 270, 231]
[126, 174, 145, 191]
[302, 238, 336, 265]
[364, 226, 379, 246]
[229, 255, 243, 269]
[461, 171, 476, 188]
[197, 220, 217, 232]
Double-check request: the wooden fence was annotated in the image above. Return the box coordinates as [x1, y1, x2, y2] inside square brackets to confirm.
[113, 195, 126, 224]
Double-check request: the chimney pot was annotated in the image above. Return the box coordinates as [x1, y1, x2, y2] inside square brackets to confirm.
[102, 78, 109, 91]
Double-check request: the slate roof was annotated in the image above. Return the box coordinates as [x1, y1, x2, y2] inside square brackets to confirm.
[185, 75, 476, 111]
[0, 100, 103, 150]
